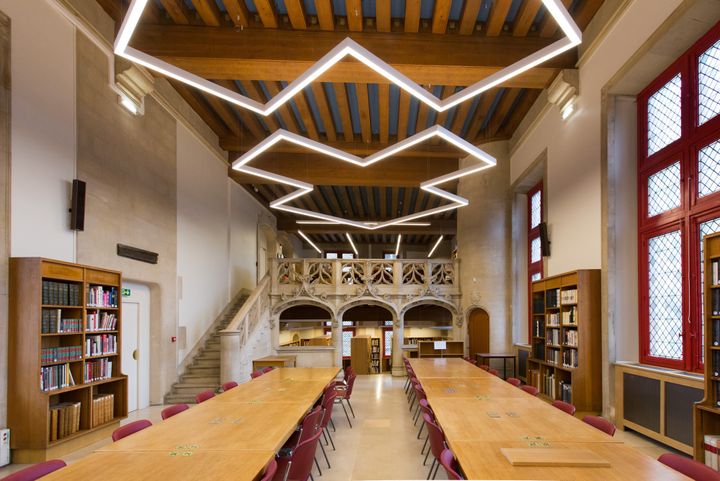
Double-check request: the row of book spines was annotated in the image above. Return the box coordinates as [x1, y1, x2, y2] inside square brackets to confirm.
[562, 349, 579, 368]
[85, 335, 117, 357]
[85, 358, 113, 382]
[42, 281, 81, 306]
[87, 286, 118, 308]
[711, 289, 720, 315]
[48, 402, 81, 442]
[42, 309, 83, 334]
[86, 312, 118, 331]
[92, 394, 115, 427]
[42, 346, 82, 364]
[704, 435, 720, 471]
[712, 260, 720, 286]
[41, 363, 75, 392]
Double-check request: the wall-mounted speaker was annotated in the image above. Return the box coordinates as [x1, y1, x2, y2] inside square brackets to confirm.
[70, 179, 86, 231]
[540, 222, 551, 257]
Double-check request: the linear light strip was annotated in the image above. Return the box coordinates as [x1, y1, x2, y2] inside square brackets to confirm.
[395, 235, 402, 257]
[296, 221, 431, 227]
[298, 230, 322, 254]
[114, 0, 581, 115]
[428, 236, 444, 258]
[346, 233, 359, 256]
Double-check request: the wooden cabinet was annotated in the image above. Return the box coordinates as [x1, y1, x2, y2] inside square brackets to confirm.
[527, 269, 601, 413]
[350, 336, 371, 374]
[417, 340, 464, 358]
[8, 258, 127, 462]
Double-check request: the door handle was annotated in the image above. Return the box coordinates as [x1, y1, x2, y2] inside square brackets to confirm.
[132, 349, 138, 361]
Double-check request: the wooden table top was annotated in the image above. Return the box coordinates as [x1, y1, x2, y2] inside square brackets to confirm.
[43, 450, 274, 481]
[260, 367, 341, 381]
[475, 352, 516, 358]
[214, 378, 331, 405]
[408, 358, 490, 378]
[419, 377, 528, 400]
[452, 441, 692, 480]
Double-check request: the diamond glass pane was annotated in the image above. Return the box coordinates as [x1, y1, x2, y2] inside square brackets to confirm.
[699, 40, 720, 125]
[530, 191, 542, 229]
[384, 330, 392, 357]
[531, 237, 541, 263]
[342, 330, 353, 357]
[699, 140, 720, 197]
[647, 161, 681, 216]
[647, 230, 683, 360]
[531, 272, 542, 282]
[699, 217, 720, 363]
[647, 74, 682, 156]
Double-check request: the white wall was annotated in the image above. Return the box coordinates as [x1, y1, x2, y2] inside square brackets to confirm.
[176, 123, 231, 361]
[3, 0, 76, 260]
[229, 182, 267, 292]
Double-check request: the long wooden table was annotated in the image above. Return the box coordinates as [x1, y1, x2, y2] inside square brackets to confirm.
[409, 358, 690, 480]
[43, 367, 340, 481]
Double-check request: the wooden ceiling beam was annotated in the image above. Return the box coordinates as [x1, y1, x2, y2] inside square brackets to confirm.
[158, 0, 192, 24]
[465, 88, 500, 140]
[431, 0, 452, 34]
[223, 0, 251, 28]
[459, 0, 482, 35]
[485, 0, 512, 36]
[277, 218, 457, 235]
[573, 0, 605, 30]
[131, 25, 574, 86]
[215, 80, 266, 139]
[190, 0, 223, 26]
[284, 0, 308, 29]
[356, 83, 372, 144]
[396, 90, 411, 141]
[310, 83, 337, 142]
[263, 81, 300, 133]
[333, 83, 355, 142]
[171, 80, 231, 138]
[513, 0, 542, 37]
[201, 92, 256, 141]
[539, 0, 572, 37]
[315, 0, 335, 31]
[376, 0, 391, 33]
[228, 154, 459, 187]
[378, 83, 390, 144]
[238, 81, 279, 131]
[450, 97, 473, 135]
[254, 0, 279, 28]
[293, 90, 320, 140]
[345, 0, 363, 32]
[480, 89, 521, 140]
[404, 0, 421, 33]
[499, 89, 541, 137]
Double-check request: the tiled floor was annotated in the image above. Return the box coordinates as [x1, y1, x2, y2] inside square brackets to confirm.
[0, 374, 679, 480]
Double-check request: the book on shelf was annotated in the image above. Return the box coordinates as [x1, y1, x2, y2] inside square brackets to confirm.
[547, 328, 561, 346]
[41, 346, 82, 364]
[562, 349, 579, 369]
[547, 349, 560, 365]
[41, 363, 75, 392]
[532, 342, 545, 361]
[714, 351, 720, 377]
[561, 289, 578, 304]
[87, 285, 118, 308]
[563, 329, 579, 347]
[560, 381, 572, 403]
[533, 318, 545, 337]
[547, 312, 560, 327]
[716, 382, 720, 407]
[532, 296, 545, 314]
[42, 281, 81, 306]
[92, 394, 115, 427]
[85, 334, 117, 357]
[544, 371, 556, 398]
[562, 306, 578, 325]
[714, 319, 720, 347]
[704, 435, 720, 470]
[713, 259, 720, 285]
[86, 311, 118, 331]
[48, 401, 81, 442]
[41, 309, 82, 334]
[529, 369, 541, 389]
[85, 358, 113, 382]
[713, 289, 720, 316]
[546, 289, 560, 308]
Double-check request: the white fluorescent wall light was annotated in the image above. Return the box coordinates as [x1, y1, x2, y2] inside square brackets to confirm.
[298, 230, 322, 255]
[231, 126, 496, 230]
[296, 221, 431, 227]
[119, 94, 140, 115]
[428, 236, 444, 258]
[395, 235, 402, 257]
[346, 233, 359, 256]
[114, 0, 581, 115]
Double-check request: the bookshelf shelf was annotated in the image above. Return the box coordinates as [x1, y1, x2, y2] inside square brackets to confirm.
[695, 232, 720, 463]
[9, 258, 127, 462]
[527, 270, 601, 412]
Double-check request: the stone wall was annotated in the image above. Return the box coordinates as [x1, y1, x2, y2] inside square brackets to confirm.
[0, 10, 9, 427]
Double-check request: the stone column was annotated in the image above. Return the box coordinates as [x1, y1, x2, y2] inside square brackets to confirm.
[391, 313, 405, 376]
[332, 312, 343, 368]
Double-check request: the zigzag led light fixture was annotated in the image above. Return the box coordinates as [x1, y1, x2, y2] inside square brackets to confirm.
[114, 0, 581, 115]
[230, 125, 496, 230]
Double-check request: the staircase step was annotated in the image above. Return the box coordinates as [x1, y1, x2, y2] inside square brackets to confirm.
[164, 394, 199, 405]
[192, 359, 220, 368]
[185, 366, 220, 375]
[170, 384, 220, 395]
[180, 375, 220, 384]
[197, 350, 220, 359]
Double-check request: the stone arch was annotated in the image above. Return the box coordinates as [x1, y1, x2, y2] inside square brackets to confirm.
[399, 297, 459, 320]
[337, 298, 398, 375]
[337, 297, 399, 321]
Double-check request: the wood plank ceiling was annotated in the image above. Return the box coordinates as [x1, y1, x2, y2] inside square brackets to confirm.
[98, 0, 605, 248]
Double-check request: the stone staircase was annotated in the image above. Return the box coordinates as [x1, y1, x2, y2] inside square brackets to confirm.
[164, 294, 248, 404]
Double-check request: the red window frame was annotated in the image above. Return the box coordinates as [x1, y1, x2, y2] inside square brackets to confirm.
[527, 181, 544, 338]
[382, 326, 393, 359]
[637, 22, 720, 372]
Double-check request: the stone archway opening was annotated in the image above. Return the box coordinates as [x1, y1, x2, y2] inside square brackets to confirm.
[402, 304, 455, 359]
[277, 304, 333, 348]
[341, 304, 395, 374]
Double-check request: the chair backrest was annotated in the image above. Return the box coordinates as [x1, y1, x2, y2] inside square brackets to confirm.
[0, 460, 67, 481]
[195, 390, 216, 404]
[259, 459, 278, 481]
[320, 389, 338, 428]
[488, 368, 500, 376]
[418, 399, 435, 420]
[222, 381, 238, 392]
[478, 364, 490, 371]
[551, 400, 576, 415]
[344, 365, 354, 379]
[299, 406, 324, 443]
[251, 370, 264, 379]
[161, 403, 189, 420]
[582, 415, 616, 436]
[413, 383, 427, 402]
[520, 385, 539, 396]
[262, 366, 274, 373]
[506, 377, 522, 387]
[440, 449, 463, 480]
[658, 453, 720, 481]
[285, 429, 324, 481]
[423, 412, 446, 461]
[345, 373, 357, 398]
[112, 419, 152, 442]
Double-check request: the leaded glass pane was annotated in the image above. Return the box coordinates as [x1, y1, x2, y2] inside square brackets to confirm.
[342, 330, 353, 357]
[384, 330, 392, 357]
[699, 140, 720, 198]
[699, 40, 720, 125]
[530, 190, 542, 229]
[531, 272, 542, 282]
[648, 230, 683, 360]
[699, 217, 720, 363]
[531, 237, 541, 263]
[647, 161, 681, 216]
[648, 74, 682, 156]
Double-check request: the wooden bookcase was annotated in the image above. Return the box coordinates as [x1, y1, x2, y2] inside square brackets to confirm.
[351, 335, 372, 374]
[527, 269, 601, 413]
[370, 338, 381, 374]
[8, 258, 128, 462]
[694, 232, 720, 461]
[417, 340, 464, 358]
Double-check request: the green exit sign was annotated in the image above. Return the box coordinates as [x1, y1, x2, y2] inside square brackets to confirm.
[122, 288, 131, 297]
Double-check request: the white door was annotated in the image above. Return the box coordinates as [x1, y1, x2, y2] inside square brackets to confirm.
[121, 283, 150, 413]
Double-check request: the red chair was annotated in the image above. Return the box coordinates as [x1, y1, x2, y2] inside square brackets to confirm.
[520, 385, 539, 396]
[272, 429, 324, 481]
[284, 406, 326, 473]
[506, 377, 521, 387]
[658, 453, 720, 481]
[259, 459, 278, 481]
[478, 364, 490, 371]
[0, 460, 66, 481]
[262, 366, 274, 373]
[222, 381, 238, 391]
[582, 415, 616, 436]
[488, 368, 500, 376]
[440, 449, 464, 480]
[251, 370, 264, 379]
[412, 384, 428, 426]
[552, 400, 576, 415]
[423, 412, 448, 479]
[161, 403, 189, 420]
[320, 386, 339, 454]
[195, 390, 216, 404]
[111, 419, 152, 441]
[335, 372, 356, 428]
